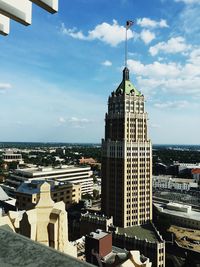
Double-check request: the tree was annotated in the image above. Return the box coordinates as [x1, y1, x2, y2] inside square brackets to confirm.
[82, 193, 93, 200]
[93, 189, 100, 200]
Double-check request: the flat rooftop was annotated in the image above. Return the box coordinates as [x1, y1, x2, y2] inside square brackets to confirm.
[168, 225, 200, 253]
[166, 202, 190, 209]
[14, 165, 91, 176]
[16, 180, 74, 195]
[117, 224, 161, 242]
[154, 203, 200, 221]
[88, 230, 109, 240]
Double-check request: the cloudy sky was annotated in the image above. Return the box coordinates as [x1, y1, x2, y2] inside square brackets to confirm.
[0, 0, 200, 144]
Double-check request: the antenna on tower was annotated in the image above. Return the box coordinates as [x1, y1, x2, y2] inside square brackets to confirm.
[125, 20, 134, 68]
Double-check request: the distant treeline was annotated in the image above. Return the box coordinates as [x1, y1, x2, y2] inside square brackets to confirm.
[0, 142, 101, 149]
[153, 146, 200, 165]
[1, 143, 200, 166]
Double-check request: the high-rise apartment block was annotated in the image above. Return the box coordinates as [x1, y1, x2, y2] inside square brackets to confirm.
[102, 67, 152, 228]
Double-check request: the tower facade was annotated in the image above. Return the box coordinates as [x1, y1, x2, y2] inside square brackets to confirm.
[101, 67, 152, 228]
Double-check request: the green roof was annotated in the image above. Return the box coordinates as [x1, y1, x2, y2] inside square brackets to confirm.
[117, 224, 159, 242]
[115, 67, 141, 96]
[116, 80, 141, 96]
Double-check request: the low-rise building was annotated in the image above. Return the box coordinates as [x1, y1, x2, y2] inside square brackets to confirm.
[153, 176, 198, 191]
[178, 163, 200, 172]
[80, 213, 113, 237]
[154, 202, 200, 230]
[2, 150, 24, 164]
[80, 213, 165, 267]
[173, 162, 200, 176]
[113, 224, 165, 267]
[15, 180, 81, 210]
[79, 157, 97, 165]
[85, 229, 152, 267]
[2, 165, 93, 197]
[192, 168, 200, 183]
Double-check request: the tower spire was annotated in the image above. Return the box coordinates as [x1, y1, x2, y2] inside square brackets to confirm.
[123, 67, 129, 81]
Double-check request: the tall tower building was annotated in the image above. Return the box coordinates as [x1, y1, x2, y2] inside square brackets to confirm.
[101, 67, 152, 228]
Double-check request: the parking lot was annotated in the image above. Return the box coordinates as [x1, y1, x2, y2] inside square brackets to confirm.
[153, 190, 200, 207]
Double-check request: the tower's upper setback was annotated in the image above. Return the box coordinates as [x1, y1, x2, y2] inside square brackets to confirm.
[116, 67, 141, 96]
[102, 67, 152, 228]
[105, 67, 148, 144]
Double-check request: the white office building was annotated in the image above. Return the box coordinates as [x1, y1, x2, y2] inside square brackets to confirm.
[153, 176, 198, 191]
[3, 165, 93, 197]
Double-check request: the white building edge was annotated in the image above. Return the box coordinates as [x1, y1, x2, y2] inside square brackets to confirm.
[0, 0, 58, 36]
[154, 202, 200, 230]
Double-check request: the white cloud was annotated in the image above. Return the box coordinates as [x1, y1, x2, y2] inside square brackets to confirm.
[175, 0, 200, 4]
[140, 29, 155, 44]
[0, 83, 12, 91]
[127, 60, 181, 79]
[154, 100, 189, 109]
[57, 116, 92, 129]
[149, 36, 190, 56]
[127, 47, 200, 97]
[137, 18, 169, 28]
[188, 48, 200, 65]
[69, 117, 90, 123]
[67, 117, 91, 128]
[61, 20, 136, 47]
[60, 24, 88, 40]
[102, 60, 112, 66]
[136, 75, 200, 97]
[175, 4, 200, 41]
[58, 117, 66, 123]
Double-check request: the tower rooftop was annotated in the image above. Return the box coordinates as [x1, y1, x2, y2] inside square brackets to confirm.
[115, 67, 141, 96]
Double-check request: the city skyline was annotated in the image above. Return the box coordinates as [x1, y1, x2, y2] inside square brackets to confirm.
[0, 0, 200, 144]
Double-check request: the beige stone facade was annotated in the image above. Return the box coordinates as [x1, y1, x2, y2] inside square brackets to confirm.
[19, 182, 77, 256]
[102, 67, 152, 228]
[119, 250, 152, 267]
[0, 182, 77, 257]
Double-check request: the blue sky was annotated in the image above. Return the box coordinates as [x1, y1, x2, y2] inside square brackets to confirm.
[0, 0, 200, 144]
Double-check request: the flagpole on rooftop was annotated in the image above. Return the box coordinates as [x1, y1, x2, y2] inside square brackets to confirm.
[125, 26, 128, 68]
[125, 20, 134, 69]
